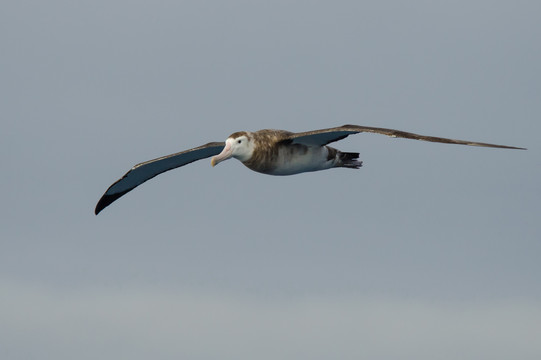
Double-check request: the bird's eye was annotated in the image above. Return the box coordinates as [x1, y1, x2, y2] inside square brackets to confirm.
[237, 139, 242, 144]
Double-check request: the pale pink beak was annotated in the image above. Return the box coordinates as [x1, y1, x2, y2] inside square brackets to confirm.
[211, 142, 233, 167]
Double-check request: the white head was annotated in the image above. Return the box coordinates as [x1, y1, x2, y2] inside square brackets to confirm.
[211, 131, 255, 167]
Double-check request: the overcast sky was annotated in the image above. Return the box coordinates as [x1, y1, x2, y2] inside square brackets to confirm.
[1, 1, 540, 359]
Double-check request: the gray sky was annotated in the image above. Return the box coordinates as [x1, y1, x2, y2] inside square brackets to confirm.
[1, 1, 540, 359]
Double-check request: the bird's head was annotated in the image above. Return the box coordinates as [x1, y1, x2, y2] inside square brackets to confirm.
[211, 131, 254, 167]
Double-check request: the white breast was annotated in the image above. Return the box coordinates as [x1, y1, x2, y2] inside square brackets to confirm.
[268, 146, 335, 175]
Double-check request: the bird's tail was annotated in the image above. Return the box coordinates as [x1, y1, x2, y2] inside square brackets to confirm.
[338, 151, 362, 169]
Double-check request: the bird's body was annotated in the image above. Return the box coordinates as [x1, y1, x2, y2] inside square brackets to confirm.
[95, 124, 525, 215]
[228, 129, 361, 175]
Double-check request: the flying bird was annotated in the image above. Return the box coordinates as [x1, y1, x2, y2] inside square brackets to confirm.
[95, 124, 525, 214]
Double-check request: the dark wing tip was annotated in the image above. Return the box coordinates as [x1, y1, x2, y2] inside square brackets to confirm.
[339, 124, 527, 150]
[94, 189, 132, 215]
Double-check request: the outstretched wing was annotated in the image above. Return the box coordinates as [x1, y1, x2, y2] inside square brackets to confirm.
[287, 124, 526, 150]
[95, 142, 225, 215]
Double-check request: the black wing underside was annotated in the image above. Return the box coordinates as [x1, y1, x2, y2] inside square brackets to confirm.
[95, 142, 224, 215]
[288, 124, 525, 149]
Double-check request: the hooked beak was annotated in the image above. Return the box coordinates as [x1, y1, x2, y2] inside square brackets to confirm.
[211, 142, 232, 167]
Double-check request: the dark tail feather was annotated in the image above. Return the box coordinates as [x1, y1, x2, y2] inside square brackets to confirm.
[339, 151, 362, 169]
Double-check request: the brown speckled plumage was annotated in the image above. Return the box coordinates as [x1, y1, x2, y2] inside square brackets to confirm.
[241, 130, 300, 173]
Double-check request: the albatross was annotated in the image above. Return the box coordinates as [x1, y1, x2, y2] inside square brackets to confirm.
[95, 124, 525, 214]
